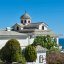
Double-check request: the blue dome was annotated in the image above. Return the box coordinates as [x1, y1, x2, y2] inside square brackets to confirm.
[20, 13, 31, 19]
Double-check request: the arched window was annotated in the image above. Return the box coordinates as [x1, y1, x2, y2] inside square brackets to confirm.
[39, 55, 44, 63]
[24, 20, 26, 23]
[28, 21, 30, 23]
[42, 26, 44, 30]
[16, 26, 19, 31]
[21, 20, 23, 23]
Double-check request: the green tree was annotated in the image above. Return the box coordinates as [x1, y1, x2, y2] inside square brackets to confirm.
[24, 45, 37, 62]
[0, 39, 26, 64]
[33, 36, 46, 47]
[33, 35, 57, 50]
[47, 47, 60, 55]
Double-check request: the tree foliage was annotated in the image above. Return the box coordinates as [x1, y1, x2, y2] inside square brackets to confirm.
[0, 39, 26, 64]
[24, 45, 37, 62]
[49, 47, 60, 53]
[33, 35, 57, 49]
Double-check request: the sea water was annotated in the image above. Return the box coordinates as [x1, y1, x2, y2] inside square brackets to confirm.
[59, 38, 64, 49]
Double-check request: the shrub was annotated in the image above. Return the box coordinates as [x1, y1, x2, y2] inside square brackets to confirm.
[46, 52, 64, 64]
[24, 45, 37, 62]
[0, 39, 26, 64]
[33, 35, 57, 50]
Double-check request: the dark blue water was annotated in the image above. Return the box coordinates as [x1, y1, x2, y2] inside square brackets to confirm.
[59, 38, 64, 49]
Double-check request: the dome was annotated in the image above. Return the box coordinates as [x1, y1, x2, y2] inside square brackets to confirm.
[20, 12, 31, 19]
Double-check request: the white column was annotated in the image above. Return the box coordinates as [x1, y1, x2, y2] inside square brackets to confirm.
[28, 35, 30, 45]
[56, 37, 59, 45]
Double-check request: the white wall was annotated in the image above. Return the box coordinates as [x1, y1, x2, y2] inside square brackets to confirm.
[26, 62, 36, 64]
[0, 37, 30, 49]
[39, 24, 48, 30]
[56, 37, 59, 45]
[18, 38, 29, 46]
[0, 40, 8, 49]
[29, 38, 34, 44]
[36, 53, 46, 64]
[39, 24, 42, 30]
[44, 26, 48, 30]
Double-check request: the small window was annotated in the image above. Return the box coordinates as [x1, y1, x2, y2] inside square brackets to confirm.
[28, 21, 30, 23]
[24, 20, 26, 23]
[21, 20, 23, 23]
[39, 55, 44, 63]
[42, 26, 44, 30]
[17, 26, 19, 31]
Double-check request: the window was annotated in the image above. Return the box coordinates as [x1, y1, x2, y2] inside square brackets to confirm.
[28, 21, 30, 23]
[21, 20, 23, 23]
[39, 55, 44, 63]
[42, 26, 44, 30]
[17, 26, 19, 31]
[24, 20, 26, 23]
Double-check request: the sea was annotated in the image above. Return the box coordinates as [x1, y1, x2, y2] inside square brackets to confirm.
[59, 38, 64, 49]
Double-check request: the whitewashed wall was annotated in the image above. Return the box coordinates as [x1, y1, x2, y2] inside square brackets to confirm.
[39, 24, 48, 30]
[44, 26, 48, 30]
[0, 38, 29, 49]
[39, 24, 43, 30]
[26, 62, 36, 64]
[36, 53, 46, 64]
[0, 40, 8, 49]
[29, 38, 34, 44]
[56, 37, 59, 45]
[18, 38, 29, 50]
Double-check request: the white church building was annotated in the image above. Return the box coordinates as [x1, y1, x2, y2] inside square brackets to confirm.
[0, 12, 61, 64]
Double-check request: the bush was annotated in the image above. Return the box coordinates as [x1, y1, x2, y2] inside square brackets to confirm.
[33, 35, 57, 50]
[24, 45, 37, 62]
[0, 39, 26, 64]
[46, 52, 64, 64]
[49, 47, 60, 52]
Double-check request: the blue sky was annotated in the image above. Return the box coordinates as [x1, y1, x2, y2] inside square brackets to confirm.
[0, 0, 64, 37]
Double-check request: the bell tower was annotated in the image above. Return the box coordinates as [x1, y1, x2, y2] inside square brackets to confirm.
[20, 12, 31, 25]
